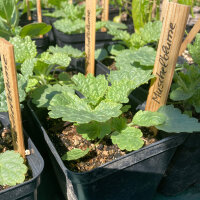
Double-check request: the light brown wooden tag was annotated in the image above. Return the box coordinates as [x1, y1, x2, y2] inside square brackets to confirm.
[0, 39, 25, 158]
[85, 0, 96, 75]
[179, 17, 200, 56]
[160, 0, 169, 22]
[37, 0, 43, 38]
[145, 2, 190, 112]
[101, 0, 109, 32]
[26, 0, 32, 20]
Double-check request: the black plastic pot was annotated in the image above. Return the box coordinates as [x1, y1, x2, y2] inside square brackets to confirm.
[52, 24, 117, 50]
[25, 61, 187, 200]
[158, 132, 200, 196]
[33, 36, 50, 54]
[0, 113, 44, 200]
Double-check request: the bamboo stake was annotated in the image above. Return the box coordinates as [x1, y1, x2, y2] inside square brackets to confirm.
[145, 2, 190, 113]
[0, 39, 25, 158]
[37, 0, 43, 38]
[179, 17, 200, 56]
[26, 0, 32, 21]
[101, 0, 109, 32]
[85, 0, 96, 75]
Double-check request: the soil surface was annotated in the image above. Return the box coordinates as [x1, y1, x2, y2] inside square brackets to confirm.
[45, 111, 159, 173]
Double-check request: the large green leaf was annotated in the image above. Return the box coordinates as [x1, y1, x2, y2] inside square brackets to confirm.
[72, 73, 108, 106]
[111, 126, 144, 151]
[19, 23, 52, 38]
[107, 44, 126, 56]
[0, 151, 27, 186]
[48, 45, 84, 58]
[31, 84, 74, 108]
[62, 148, 90, 161]
[76, 121, 111, 140]
[156, 105, 200, 133]
[48, 92, 122, 124]
[9, 36, 37, 63]
[95, 48, 108, 61]
[132, 110, 166, 127]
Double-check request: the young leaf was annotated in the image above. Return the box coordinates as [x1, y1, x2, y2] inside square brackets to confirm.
[9, 36, 37, 63]
[72, 73, 108, 106]
[111, 117, 127, 132]
[76, 121, 111, 140]
[107, 44, 126, 56]
[62, 148, 90, 161]
[111, 127, 144, 151]
[19, 23, 52, 38]
[21, 58, 37, 78]
[132, 110, 166, 127]
[156, 105, 200, 133]
[0, 151, 27, 186]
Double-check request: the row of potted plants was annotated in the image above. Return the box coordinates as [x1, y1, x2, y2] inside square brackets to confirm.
[0, 0, 200, 199]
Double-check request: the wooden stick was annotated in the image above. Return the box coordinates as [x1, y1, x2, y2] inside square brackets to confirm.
[0, 39, 25, 158]
[37, 0, 43, 38]
[26, 0, 32, 21]
[145, 2, 190, 113]
[179, 17, 200, 56]
[69, 0, 73, 4]
[85, 0, 96, 75]
[101, 0, 109, 32]
[160, 0, 169, 22]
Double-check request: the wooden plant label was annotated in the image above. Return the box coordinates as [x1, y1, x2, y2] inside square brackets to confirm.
[160, 0, 169, 22]
[145, 2, 190, 112]
[37, 0, 43, 38]
[26, 0, 32, 20]
[0, 39, 25, 158]
[101, 0, 109, 32]
[85, 0, 96, 75]
[179, 17, 200, 56]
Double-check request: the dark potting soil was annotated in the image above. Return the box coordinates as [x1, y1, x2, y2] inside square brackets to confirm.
[43, 110, 167, 173]
[0, 124, 32, 192]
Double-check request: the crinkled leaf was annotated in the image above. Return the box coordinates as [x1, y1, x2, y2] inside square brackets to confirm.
[53, 18, 85, 34]
[25, 78, 38, 93]
[108, 67, 154, 90]
[170, 87, 193, 101]
[140, 21, 162, 44]
[49, 92, 122, 124]
[132, 110, 166, 127]
[17, 74, 27, 102]
[9, 36, 37, 63]
[62, 148, 90, 161]
[156, 105, 200, 133]
[190, 89, 200, 113]
[111, 127, 144, 151]
[20, 23, 52, 38]
[48, 45, 84, 58]
[121, 105, 131, 113]
[58, 72, 73, 84]
[0, 151, 27, 186]
[21, 58, 37, 78]
[40, 52, 71, 67]
[95, 48, 108, 61]
[76, 121, 111, 140]
[72, 73, 108, 106]
[31, 84, 74, 108]
[106, 80, 136, 103]
[105, 21, 127, 30]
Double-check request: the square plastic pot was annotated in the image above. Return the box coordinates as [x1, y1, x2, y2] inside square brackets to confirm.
[158, 132, 200, 196]
[52, 24, 117, 50]
[0, 113, 44, 200]
[25, 61, 187, 200]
